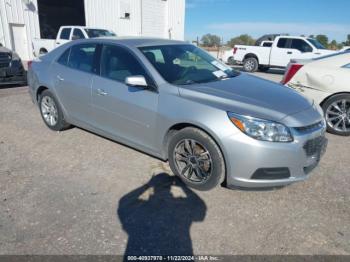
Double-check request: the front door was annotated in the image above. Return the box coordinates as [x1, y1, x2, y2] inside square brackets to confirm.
[91, 44, 159, 151]
[10, 24, 30, 60]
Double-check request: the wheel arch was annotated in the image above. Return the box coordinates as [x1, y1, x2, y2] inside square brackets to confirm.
[162, 122, 227, 168]
[243, 53, 259, 63]
[320, 91, 350, 107]
[36, 86, 49, 102]
[39, 48, 48, 54]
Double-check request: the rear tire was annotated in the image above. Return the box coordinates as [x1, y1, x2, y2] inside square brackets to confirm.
[168, 127, 225, 191]
[322, 94, 350, 136]
[243, 57, 258, 72]
[227, 56, 235, 65]
[39, 89, 70, 131]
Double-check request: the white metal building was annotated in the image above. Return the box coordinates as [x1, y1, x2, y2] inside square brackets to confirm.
[0, 0, 185, 60]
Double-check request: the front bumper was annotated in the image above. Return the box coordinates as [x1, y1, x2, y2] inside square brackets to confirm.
[222, 122, 327, 188]
[0, 61, 27, 85]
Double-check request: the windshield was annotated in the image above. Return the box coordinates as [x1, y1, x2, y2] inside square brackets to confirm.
[307, 38, 326, 49]
[84, 29, 116, 38]
[139, 44, 239, 85]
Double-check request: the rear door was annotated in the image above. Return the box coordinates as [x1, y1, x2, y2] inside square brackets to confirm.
[270, 38, 294, 67]
[91, 44, 159, 150]
[51, 43, 99, 124]
[55, 28, 72, 47]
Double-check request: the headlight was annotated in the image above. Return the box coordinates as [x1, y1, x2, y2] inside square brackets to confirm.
[228, 112, 293, 142]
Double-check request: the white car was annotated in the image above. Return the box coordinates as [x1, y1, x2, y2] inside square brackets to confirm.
[32, 26, 116, 57]
[282, 52, 350, 136]
[233, 35, 336, 72]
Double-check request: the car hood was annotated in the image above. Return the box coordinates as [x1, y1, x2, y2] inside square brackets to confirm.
[178, 73, 315, 125]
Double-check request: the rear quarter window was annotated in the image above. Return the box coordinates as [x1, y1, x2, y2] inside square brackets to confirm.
[57, 48, 70, 65]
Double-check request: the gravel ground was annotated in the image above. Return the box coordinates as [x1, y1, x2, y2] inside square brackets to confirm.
[0, 72, 349, 255]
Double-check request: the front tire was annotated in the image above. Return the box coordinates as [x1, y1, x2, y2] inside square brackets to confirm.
[168, 127, 225, 191]
[322, 94, 350, 136]
[39, 90, 70, 131]
[243, 57, 258, 72]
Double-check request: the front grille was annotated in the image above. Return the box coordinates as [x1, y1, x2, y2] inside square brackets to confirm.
[294, 121, 324, 133]
[0, 52, 11, 68]
[303, 136, 327, 157]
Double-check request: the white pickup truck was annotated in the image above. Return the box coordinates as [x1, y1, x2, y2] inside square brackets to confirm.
[233, 35, 335, 72]
[32, 26, 116, 57]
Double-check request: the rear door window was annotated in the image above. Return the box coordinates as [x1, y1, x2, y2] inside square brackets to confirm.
[67, 43, 98, 73]
[59, 28, 71, 40]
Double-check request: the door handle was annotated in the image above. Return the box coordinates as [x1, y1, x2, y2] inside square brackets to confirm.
[56, 42, 60, 45]
[314, 52, 321, 55]
[57, 75, 64, 81]
[96, 89, 108, 96]
[287, 51, 293, 54]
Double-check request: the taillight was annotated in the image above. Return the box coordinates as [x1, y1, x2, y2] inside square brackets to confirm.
[27, 60, 33, 69]
[233, 47, 238, 54]
[281, 64, 303, 84]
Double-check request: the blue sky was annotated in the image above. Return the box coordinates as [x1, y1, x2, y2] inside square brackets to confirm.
[185, 0, 350, 42]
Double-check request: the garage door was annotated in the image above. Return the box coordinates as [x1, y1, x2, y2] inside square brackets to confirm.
[141, 0, 167, 38]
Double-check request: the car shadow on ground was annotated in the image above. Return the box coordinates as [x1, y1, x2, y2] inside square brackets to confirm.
[117, 173, 206, 258]
[0, 83, 27, 90]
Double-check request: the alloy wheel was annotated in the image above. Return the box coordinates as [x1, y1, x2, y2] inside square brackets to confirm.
[173, 139, 212, 183]
[41, 96, 58, 126]
[244, 60, 255, 71]
[325, 99, 350, 133]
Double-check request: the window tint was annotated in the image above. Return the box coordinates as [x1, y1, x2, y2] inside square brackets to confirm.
[67, 44, 97, 73]
[84, 29, 116, 38]
[60, 28, 71, 40]
[140, 45, 238, 85]
[72, 29, 85, 40]
[277, 38, 288, 48]
[100, 45, 147, 82]
[291, 39, 313, 53]
[307, 38, 326, 49]
[57, 48, 70, 65]
[143, 49, 165, 64]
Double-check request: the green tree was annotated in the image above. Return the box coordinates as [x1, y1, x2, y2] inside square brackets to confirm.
[227, 34, 255, 47]
[316, 34, 329, 47]
[328, 40, 338, 50]
[345, 34, 350, 45]
[200, 34, 221, 47]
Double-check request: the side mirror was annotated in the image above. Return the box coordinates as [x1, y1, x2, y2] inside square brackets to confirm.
[125, 75, 148, 88]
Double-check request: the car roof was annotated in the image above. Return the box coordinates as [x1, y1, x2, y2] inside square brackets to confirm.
[74, 37, 188, 48]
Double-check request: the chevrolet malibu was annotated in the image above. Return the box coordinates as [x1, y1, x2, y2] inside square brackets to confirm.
[28, 38, 327, 191]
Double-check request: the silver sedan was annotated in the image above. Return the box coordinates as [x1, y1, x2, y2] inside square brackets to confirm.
[28, 37, 327, 190]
